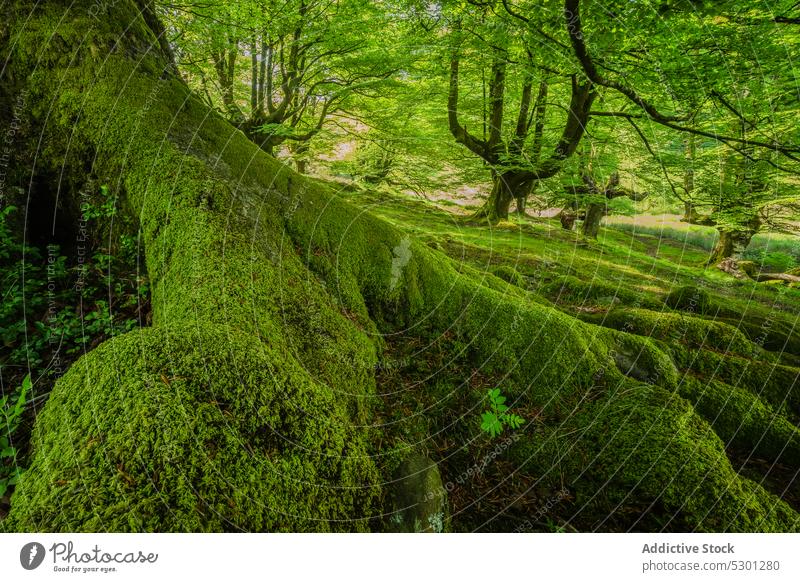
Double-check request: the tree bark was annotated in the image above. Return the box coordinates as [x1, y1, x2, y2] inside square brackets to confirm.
[582, 202, 606, 238]
[474, 171, 531, 222]
[559, 210, 576, 230]
[708, 229, 756, 265]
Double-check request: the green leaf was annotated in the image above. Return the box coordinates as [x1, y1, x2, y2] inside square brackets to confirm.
[480, 412, 502, 437]
[504, 414, 524, 430]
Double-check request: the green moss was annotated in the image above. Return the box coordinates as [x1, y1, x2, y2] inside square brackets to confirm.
[602, 329, 679, 389]
[678, 376, 800, 466]
[667, 345, 800, 420]
[6, 325, 380, 532]
[511, 382, 799, 531]
[542, 275, 648, 307]
[6, 0, 799, 534]
[571, 384, 799, 532]
[665, 285, 713, 315]
[491, 265, 526, 288]
[599, 307, 757, 359]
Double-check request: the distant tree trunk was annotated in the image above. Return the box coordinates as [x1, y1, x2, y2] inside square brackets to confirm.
[292, 142, 310, 174]
[582, 202, 606, 238]
[708, 228, 756, 265]
[476, 171, 530, 222]
[560, 209, 577, 230]
[682, 201, 697, 222]
[514, 181, 534, 215]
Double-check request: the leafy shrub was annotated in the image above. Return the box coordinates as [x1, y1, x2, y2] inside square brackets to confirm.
[0, 191, 149, 501]
[1, 374, 30, 497]
[480, 388, 523, 438]
[741, 249, 797, 273]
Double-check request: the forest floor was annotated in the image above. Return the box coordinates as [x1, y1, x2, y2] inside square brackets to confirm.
[337, 184, 800, 531]
[337, 184, 800, 312]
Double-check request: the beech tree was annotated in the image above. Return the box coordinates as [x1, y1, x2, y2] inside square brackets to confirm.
[2, 0, 799, 533]
[445, 6, 595, 222]
[168, 0, 396, 163]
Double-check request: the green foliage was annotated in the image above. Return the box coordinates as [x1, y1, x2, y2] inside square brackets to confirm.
[352, 139, 395, 184]
[480, 388, 524, 438]
[0, 202, 145, 385]
[7, 0, 800, 534]
[742, 249, 797, 273]
[0, 374, 30, 497]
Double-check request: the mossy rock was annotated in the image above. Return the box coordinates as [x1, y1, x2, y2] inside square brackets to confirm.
[679, 376, 800, 466]
[606, 331, 679, 389]
[738, 261, 759, 278]
[5, 325, 380, 532]
[386, 453, 447, 532]
[572, 385, 799, 532]
[542, 275, 645, 307]
[601, 307, 756, 358]
[491, 265, 526, 288]
[665, 285, 713, 315]
[512, 382, 800, 532]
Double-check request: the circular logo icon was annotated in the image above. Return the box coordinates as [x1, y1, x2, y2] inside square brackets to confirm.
[20, 542, 46, 570]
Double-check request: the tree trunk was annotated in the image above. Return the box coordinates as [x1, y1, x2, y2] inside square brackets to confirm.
[4, 0, 796, 534]
[515, 195, 526, 215]
[581, 202, 605, 238]
[473, 171, 529, 222]
[514, 180, 534, 215]
[560, 209, 577, 230]
[708, 229, 755, 265]
[683, 201, 697, 222]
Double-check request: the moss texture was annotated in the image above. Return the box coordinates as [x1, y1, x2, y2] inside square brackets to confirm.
[665, 285, 713, 315]
[6, 326, 379, 531]
[491, 265, 526, 288]
[4, 0, 799, 533]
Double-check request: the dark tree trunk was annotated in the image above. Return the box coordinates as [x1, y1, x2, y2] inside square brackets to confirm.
[708, 229, 756, 265]
[582, 202, 606, 238]
[514, 181, 534, 215]
[560, 210, 577, 231]
[3, 0, 796, 535]
[473, 171, 531, 222]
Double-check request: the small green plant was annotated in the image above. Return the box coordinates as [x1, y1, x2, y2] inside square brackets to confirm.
[480, 388, 524, 438]
[1, 374, 31, 497]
